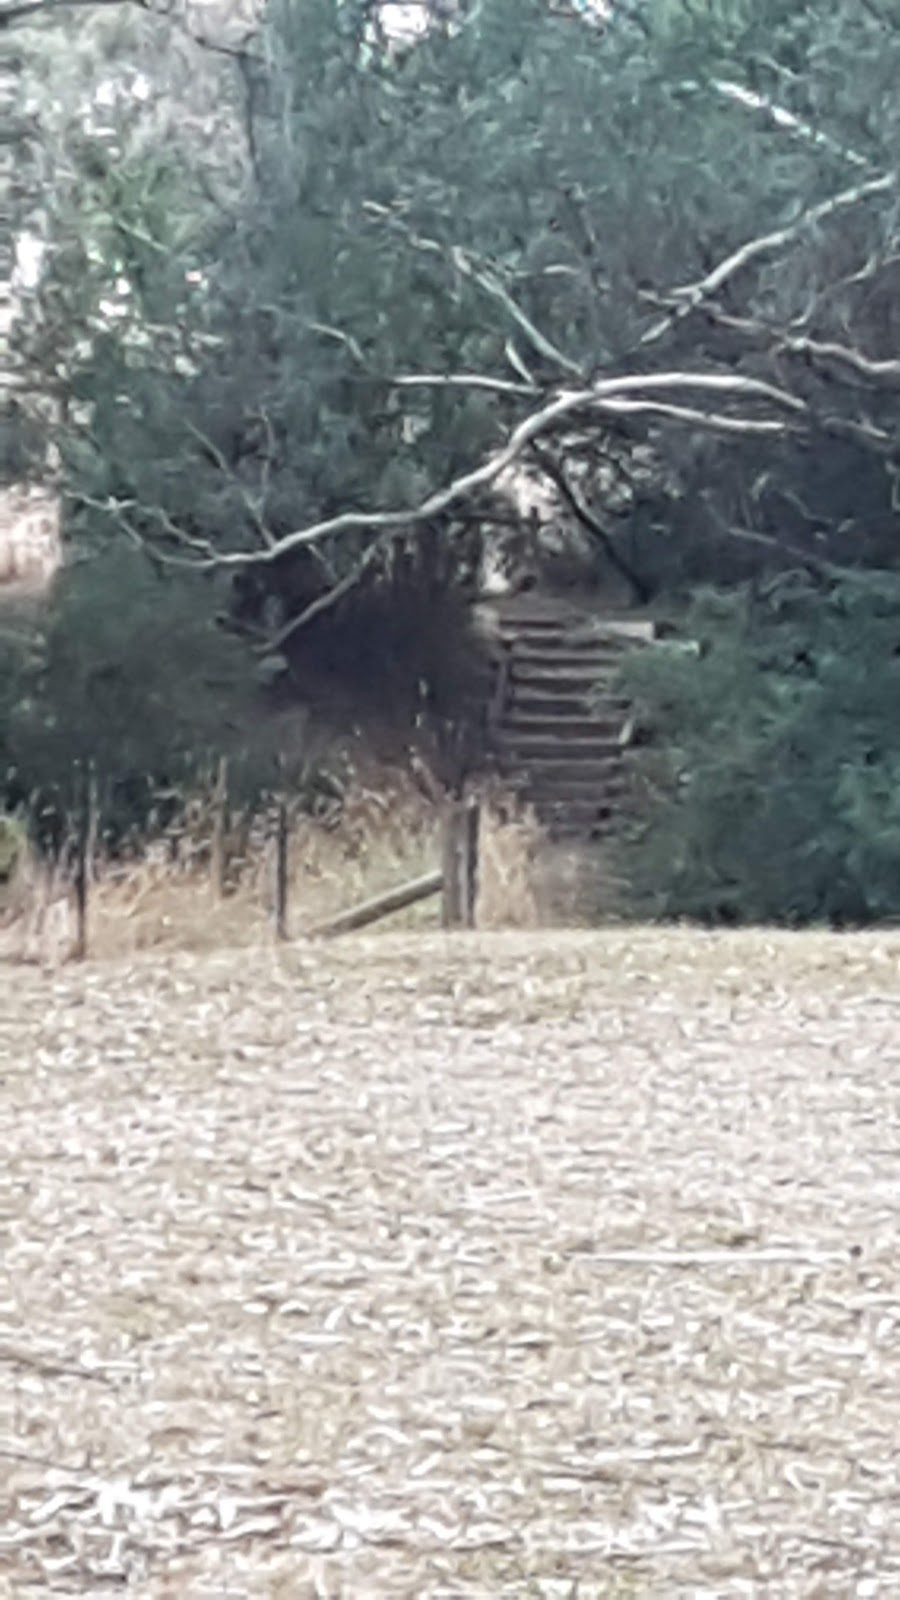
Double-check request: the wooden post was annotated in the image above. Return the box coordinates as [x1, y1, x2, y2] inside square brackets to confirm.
[73, 761, 97, 960]
[442, 793, 481, 930]
[210, 755, 229, 900]
[442, 799, 464, 928]
[274, 797, 289, 941]
[462, 797, 481, 929]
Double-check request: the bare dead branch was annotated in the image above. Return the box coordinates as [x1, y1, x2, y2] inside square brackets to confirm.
[596, 399, 791, 435]
[642, 286, 900, 393]
[308, 321, 369, 369]
[778, 336, 900, 385]
[708, 77, 868, 170]
[504, 340, 539, 387]
[641, 169, 899, 349]
[266, 544, 384, 650]
[362, 201, 584, 379]
[815, 412, 894, 451]
[450, 247, 585, 378]
[393, 373, 540, 398]
[198, 371, 802, 572]
[702, 495, 847, 579]
[724, 523, 842, 576]
[72, 367, 804, 651]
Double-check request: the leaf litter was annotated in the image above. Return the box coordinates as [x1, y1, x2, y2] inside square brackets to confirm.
[2, 928, 900, 1595]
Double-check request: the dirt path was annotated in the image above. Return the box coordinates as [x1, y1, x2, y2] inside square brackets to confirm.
[2, 930, 900, 1596]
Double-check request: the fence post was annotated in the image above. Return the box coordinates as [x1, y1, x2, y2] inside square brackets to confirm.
[462, 795, 481, 929]
[210, 755, 229, 900]
[442, 791, 481, 930]
[73, 760, 97, 960]
[274, 796, 289, 940]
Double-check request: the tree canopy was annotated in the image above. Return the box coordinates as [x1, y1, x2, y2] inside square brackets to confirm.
[7, 0, 895, 612]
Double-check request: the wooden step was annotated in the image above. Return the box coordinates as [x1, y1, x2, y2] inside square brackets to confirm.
[546, 819, 622, 842]
[495, 618, 654, 643]
[522, 774, 627, 800]
[508, 689, 610, 716]
[500, 710, 628, 737]
[510, 644, 635, 668]
[533, 797, 625, 828]
[511, 667, 621, 693]
[494, 733, 623, 761]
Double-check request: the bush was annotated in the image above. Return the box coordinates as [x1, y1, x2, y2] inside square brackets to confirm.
[0, 545, 275, 850]
[621, 575, 900, 925]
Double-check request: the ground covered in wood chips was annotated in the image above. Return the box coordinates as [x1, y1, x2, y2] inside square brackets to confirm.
[2, 930, 900, 1597]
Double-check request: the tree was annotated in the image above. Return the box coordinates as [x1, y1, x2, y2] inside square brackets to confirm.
[7, 0, 900, 683]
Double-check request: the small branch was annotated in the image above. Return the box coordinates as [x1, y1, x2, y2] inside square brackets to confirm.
[597, 399, 791, 434]
[307, 321, 369, 369]
[266, 542, 383, 650]
[71, 493, 221, 565]
[450, 246, 585, 378]
[858, 0, 897, 26]
[815, 411, 893, 451]
[186, 420, 276, 550]
[708, 77, 869, 170]
[362, 201, 584, 378]
[641, 169, 898, 348]
[393, 372, 540, 398]
[778, 335, 900, 384]
[504, 339, 539, 387]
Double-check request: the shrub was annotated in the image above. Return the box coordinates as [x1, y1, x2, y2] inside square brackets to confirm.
[621, 575, 900, 925]
[0, 544, 272, 851]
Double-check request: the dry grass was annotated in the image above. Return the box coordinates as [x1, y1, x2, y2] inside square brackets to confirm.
[2, 928, 900, 1596]
[473, 784, 543, 930]
[0, 776, 555, 965]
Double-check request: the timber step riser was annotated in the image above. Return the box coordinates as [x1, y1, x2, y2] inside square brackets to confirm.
[485, 597, 653, 838]
[498, 763, 626, 787]
[496, 739, 623, 761]
[511, 670, 627, 689]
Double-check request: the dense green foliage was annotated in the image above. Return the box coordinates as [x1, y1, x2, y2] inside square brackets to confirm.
[12, 0, 898, 598]
[624, 580, 900, 925]
[0, 548, 275, 846]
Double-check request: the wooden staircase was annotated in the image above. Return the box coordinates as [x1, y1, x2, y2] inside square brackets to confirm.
[483, 594, 654, 842]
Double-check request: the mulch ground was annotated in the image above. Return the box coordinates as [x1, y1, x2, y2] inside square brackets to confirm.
[2, 929, 900, 1596]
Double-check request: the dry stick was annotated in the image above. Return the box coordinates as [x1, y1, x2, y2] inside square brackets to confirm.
[210, 755, 229, 901]
[311, 870, 444, 939]
[578, 1248, 847, 1268]
[273, 797, 289, 941]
